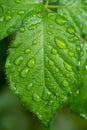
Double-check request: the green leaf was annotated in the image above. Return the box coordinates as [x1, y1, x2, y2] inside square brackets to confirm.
[3, 0, 87, 127]
[0, 0, 42, 40]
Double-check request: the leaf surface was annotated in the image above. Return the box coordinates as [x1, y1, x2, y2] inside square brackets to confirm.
[3, 0, 87, 126]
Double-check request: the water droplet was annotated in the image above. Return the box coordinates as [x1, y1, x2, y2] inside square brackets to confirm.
[43, 89, 51, 100]
[27, 83, 33, 91]
[49, 24, 54, 28]
[85, 65, 87, 69]
[62, 79, 69, 87]
[48, 31, 52, 35]
[15, 56, 23, 65]
[67, 27, 75, 34]
[5, 58, 11, 69]
[18, 10, 25, 15]
[48, 60, 54, 66]
[76, 89, 79, 95]
[64, 62, 72, 71]
[32, 40, 37, 45]
[54, 37, 66, 49]
[68, 48, 74, 57]
[19, 27, 25, 32]
[33, 94, 41, 102]
[28, 58, 35, 68]
[21, 68, 29, 78]
[5, 15, 11, 21]
[52, 48, 57, 55]
[25, 48, 31, 54]
[15, 0, 21, 3]
[55, 15, 66, 25]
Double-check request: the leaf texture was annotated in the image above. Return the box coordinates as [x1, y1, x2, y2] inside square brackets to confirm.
[2, 0, 87, 126]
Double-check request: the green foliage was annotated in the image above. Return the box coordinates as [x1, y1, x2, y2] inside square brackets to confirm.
[0, 0, 87, 127]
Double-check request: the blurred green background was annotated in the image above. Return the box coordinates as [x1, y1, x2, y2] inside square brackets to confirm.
[0, 36, 87, 130]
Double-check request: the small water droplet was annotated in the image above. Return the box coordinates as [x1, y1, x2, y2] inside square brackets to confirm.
[54, 37, 66, 49]
[15, 0, 21, 3]
[5, 58, 11, 69]
[48, 31, 52, 35]
[76, 89, 79, 95]
[49, 24, 54, 28]
[62, 79, 69, 87]
[69, 36, 77, 42]
[64, 62, 72, 71]
[33, 94, 41, 102]
[27, 83, 33, 91]
[52, 48, 57, 55]
[43, 89, 51, 100]
[5, 15, 11, 21]
[28, 58, 35, 68]
[17, 10, 25, 15]
[85, 65, 87, 69]
[68, 48, 74, 57]
[15, 56, 23, 65]
[32, 40, 37, 45]
[21, 68, 29, 78]
[19, 27, 25, 32]
[48, 60, 54, 66]
[25, 48, 31, 54]
[67, 27, 75, 34]
[55, 15, 66, 25]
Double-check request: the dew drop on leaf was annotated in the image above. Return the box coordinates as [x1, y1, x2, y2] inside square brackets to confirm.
[5, 15, 11, 21]
[27, 83, 33, 91]
[19, 27, 25, 32]
[68, 48, 74, 57]
[17, 10, 25, 15]
[48, 31, 52, 35]
[64, 62, 72, 71]
[43, 89, 51, 100]
[66, 27, 75, 34]
[25, 48, 31, 54]
[51, 48, 57, 55]
[55, 15, 65, 25]
[28, 58, 35, 68]
[54, 37, 66, 49]
[21, 68, 29, 78]
[32, 40, 37, 45]
[49, 24, 54, 28]
[62, 79, 69, 87]
[0, 16, 4, 22]
[15, 56, 23, 65]
[33, 94, 41, 102]
[48, 59, 54, 66]
[15, 0, 21, 4]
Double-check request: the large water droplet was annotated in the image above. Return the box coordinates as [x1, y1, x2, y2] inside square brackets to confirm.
[64, 62, 72, 71]
[21, 68, 29, 78]
[52, 48, 57, 55]
[25, 48, 31, 54]
[0, 16, 4, 22]
[28, 58, 35, 68]
[62, 79, 69, 87]
[48, 60, 54, 66]
[5, 58, 11, 69]
[15, 56, 23, 65]
[27, 83, 33, 91]
[55, 15, 66, 25]
[33, 94, 41, 102]
[54, 37, 66, 49]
